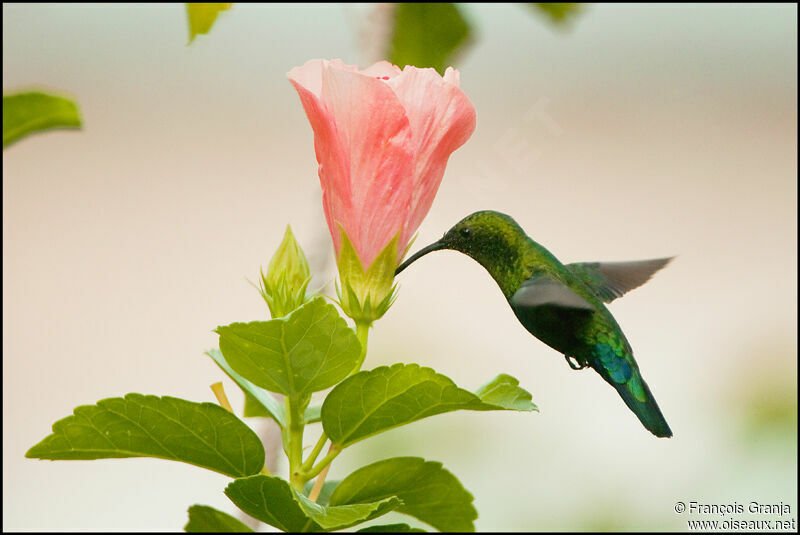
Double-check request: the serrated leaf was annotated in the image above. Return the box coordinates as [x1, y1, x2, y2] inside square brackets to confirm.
[357, 524, 426, 533]
[321, 363, 536, 447]
[185, 504, 254, 532]
[330, 457, 475, 532]
[216, 298, 361, 399]
[206, 348, 286, 426]
[388, 3, 472, 75]
[3, 91, 81, 148]
[26, 394, 264, 478]
[473, 373, 538, 411]
[186, 3, 232, 43]
[225, 475, 402, 532]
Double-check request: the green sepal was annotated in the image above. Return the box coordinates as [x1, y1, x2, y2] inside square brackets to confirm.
[216, 298, 361, 398]
[26, 394, 265, 478]
[225, 475, 402, 532]
[330, 457, 475, 532]
[184, 504, 254, 532]
[322, 363, 537, 447]
[335, 227, 399, 323]
[3, 91, 82, 148]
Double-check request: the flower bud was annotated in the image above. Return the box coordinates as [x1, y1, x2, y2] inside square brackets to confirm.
[259, 225, 312, 318]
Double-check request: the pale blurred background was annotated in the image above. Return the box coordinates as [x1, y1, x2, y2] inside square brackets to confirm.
[3, 3, 796, 531]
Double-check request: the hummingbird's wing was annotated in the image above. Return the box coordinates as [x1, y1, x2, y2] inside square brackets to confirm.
[566, 257, 673, 303]
[509, 273, 596, 358]
[510, 275, 595, 311]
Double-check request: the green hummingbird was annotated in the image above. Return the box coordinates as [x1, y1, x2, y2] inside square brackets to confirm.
[395, 210, 673, 437]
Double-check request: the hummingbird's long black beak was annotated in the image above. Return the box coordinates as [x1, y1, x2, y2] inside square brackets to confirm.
[395, 241, 446, 275]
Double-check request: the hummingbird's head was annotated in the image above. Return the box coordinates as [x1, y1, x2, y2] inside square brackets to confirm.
[395, 210, 526, 275]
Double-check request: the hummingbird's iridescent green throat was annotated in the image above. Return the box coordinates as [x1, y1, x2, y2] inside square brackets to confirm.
[396, 210, 674, 438]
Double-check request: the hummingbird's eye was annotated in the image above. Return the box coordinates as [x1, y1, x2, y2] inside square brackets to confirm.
[460, 227, 472, 238]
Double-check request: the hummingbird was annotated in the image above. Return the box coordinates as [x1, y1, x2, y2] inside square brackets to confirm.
[395, 210, 673, 437]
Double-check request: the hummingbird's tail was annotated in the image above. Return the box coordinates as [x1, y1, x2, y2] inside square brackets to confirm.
[591, 361, 673, 438]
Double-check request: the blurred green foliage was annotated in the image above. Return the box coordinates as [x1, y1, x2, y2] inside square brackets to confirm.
[389, 3, 472, 75]
[737, 377, 797, 443]
[185, 3, 232, 44]
[387, 3, 584, 75]
[2, 91, 81, 148]
[531, 3, 583, 24]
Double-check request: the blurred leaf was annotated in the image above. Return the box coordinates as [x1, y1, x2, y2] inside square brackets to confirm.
[738, 378, 797, 441]
[330, 457, 476, 532]
[225, 475, 402, 532]
[357, 524, 426, 533]
[185, 505, 254, 532]
[302, 479, 341, 506]
[304, 403, 322, 424]
[473, 373, 539, 410]
[321, 363, 537, 447]
[26, 394, 264, 478]
[243, 390, 271, 418]
[530, 3, 583, 24]
[3, 91, 81, 148]
[186, 3, 232, 44]
[215, 298, 361, 398]
[389, 3, 472, 74]
[206, 348, 287, 427]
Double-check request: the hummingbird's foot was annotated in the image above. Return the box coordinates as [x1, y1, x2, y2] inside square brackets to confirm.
[565, 355, 587, 370]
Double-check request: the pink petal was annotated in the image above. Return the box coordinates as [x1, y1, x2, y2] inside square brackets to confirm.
[321, 65, 415, 266]
[443, 66, 461, 87]
[287, 59, 325, 99]
[288, 64, 346, 255]
[360, 61, 403, 79]
[387, 67, 476, 247]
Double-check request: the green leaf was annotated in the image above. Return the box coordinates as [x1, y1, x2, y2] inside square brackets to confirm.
[225, 475, 402, 532]
[304, 404, 322, 424]
[331, 457, 474, 532]
[389, 3, 472, 75]
[473, 373, 538, 411]
[186, 3, 232, 43]
[357, 524, 426, 533]
[530, 3, 583, 24]
[206, 348, 286, 426]
[3, 91, 81, 148]
[26, 394, 264, 478]
[185, 504, 254, 532]
[321, 363, 537, 447]
[216, 297, 361, 399]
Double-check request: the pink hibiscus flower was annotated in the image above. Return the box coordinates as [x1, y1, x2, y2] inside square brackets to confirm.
[288, 59, 476, 270]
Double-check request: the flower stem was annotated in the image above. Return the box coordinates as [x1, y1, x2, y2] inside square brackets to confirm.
[308, 462, 332, 503]
[210, 382, 233, 413]
[301, 432, 328, 472]
[305, 444, 341, 481]
[352, 321, 371, 374]
[286, 396, 306, 491]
